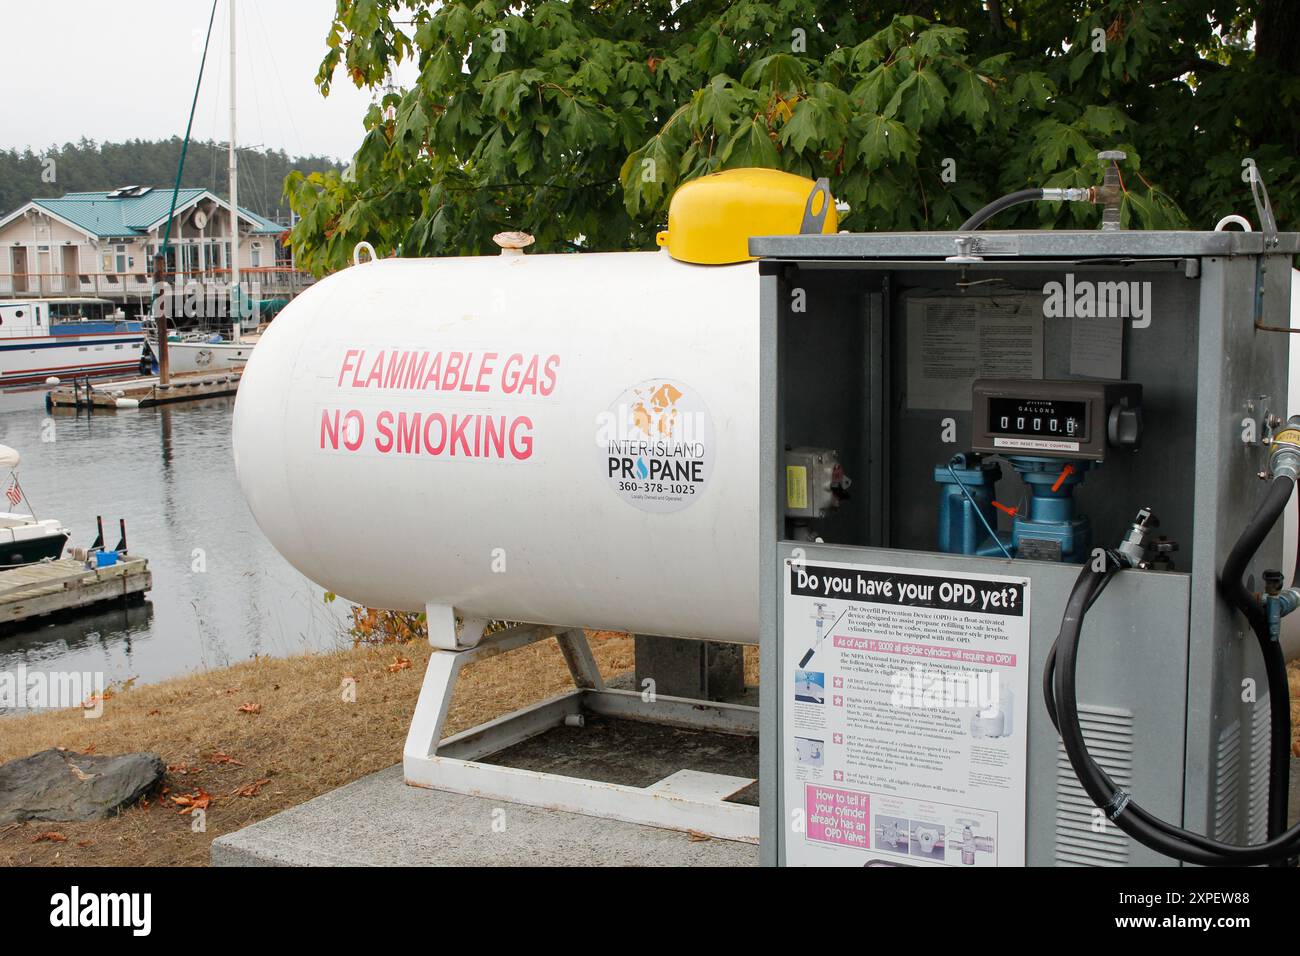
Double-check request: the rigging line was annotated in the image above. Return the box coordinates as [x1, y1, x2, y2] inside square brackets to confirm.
[205, 8, 225, 194]
[160, 0, 221, 263]
[239, 1, 270, 215]
[251, 0, 304, 158]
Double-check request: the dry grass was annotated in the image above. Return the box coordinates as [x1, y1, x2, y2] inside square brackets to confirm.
[0, 631, 634, 866]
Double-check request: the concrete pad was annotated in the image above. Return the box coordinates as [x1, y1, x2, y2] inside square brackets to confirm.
[212, 764, 758, 867]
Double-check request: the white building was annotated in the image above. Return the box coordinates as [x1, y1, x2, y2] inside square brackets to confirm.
[0, 186, 294, 307]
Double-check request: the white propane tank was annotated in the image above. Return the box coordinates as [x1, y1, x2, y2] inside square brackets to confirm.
[233, 250, 760, 644]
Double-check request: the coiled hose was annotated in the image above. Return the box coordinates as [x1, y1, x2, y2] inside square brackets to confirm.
[1044, 476, 1299, 865]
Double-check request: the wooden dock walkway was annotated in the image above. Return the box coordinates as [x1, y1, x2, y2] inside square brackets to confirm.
[47, 369, 242, 410]
[0, 557, 151, 627]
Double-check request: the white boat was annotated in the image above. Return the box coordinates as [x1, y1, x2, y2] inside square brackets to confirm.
[0, 298, 145, 387]
[143, 321, 258, 375]
[151, 333, 254, 374]
[0, 445, 69, 567]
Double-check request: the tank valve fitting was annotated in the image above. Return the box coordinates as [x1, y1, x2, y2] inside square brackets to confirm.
[1260, 569, 1300, 641]
[1041, 187, 1093, 203]
[493, 231, 535, 256]
[1268, 416, 1300, 480]
[1096, 150, 1126, 231]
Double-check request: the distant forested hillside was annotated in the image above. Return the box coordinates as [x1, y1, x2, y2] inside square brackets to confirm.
[0, 138, 342, 222]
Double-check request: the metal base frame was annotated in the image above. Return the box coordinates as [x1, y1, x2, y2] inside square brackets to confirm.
[402, 618, 760, 842]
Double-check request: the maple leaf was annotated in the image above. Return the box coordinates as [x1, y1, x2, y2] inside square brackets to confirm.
[231, 778, 272, 798]
[387, 656, 413, 673]
[171, 790, 212, 814]
[237, 702, 262, 715]
[30, 832, 68, 844]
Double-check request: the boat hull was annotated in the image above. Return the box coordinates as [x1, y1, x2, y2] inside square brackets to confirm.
[0, 531, 69, 567]
[153, 340, 253, 375]
[0, 333, 145, 387]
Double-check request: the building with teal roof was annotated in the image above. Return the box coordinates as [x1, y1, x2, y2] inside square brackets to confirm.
[0, 185, 296, 304]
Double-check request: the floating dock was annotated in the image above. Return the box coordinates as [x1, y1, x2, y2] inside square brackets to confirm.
[0, 557, 151, 627]
[46, 369, 242, 410]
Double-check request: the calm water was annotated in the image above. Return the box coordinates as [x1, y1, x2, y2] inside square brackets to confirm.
[0, 389, 351, 713]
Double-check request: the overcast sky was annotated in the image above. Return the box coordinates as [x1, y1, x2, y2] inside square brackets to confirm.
[1, 0, 419, 162]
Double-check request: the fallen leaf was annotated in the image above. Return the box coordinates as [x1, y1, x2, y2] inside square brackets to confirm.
[230, 778, 271, 798]
[30, 832, 67, 844]
[80, 744, 97, 755]
[167, 763, 204, 776]
[170, 790, 212, 814]
[237, 702, 262, 715]
[147, 709, 161, 717]
[207, 751, 244, 766]
[387, 656, 413, 673]
[687, 830, 711, 843]
[76, 840, 94, 848]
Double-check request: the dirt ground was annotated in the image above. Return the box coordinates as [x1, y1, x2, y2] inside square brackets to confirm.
[0, 631, 647, 866]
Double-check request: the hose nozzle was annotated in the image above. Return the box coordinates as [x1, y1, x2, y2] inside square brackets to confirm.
[1116, 507, 1157, 568]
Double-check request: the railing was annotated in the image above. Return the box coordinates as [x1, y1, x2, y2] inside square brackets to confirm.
[0, 266, 316, 300]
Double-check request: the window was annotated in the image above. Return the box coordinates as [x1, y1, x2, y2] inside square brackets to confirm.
[102, 253, 113, 272]
[251, 241, 262, 268]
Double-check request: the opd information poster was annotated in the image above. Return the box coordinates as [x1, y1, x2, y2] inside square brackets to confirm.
[782, 559, 1030, 867]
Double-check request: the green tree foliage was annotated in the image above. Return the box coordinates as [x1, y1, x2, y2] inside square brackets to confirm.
[0, 138, 341, 222]
[287, 0, 1297, 274]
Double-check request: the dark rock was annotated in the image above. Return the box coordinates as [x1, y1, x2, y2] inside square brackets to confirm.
[0, 749, 165, 825]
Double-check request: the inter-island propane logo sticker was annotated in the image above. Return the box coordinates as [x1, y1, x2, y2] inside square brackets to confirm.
[596, 378, 713, 513]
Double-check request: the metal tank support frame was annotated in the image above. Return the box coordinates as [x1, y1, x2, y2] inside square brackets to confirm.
[402, 614, 760, 842]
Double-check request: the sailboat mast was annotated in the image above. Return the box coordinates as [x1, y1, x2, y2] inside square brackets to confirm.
[228, 0, 240, 321]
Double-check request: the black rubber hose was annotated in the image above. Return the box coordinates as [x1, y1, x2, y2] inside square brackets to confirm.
[959, 188, 1045, 231]
[1292, 494, 1300, 587]
[1042, 562, 1115, 732]
[1047, 534, 1300, 864]
[1048, 560, 1300, 864]
[1219, 475, 1294, 846]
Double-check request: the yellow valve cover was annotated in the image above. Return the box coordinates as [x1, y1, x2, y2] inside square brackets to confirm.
[656, 168, 838, 265]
